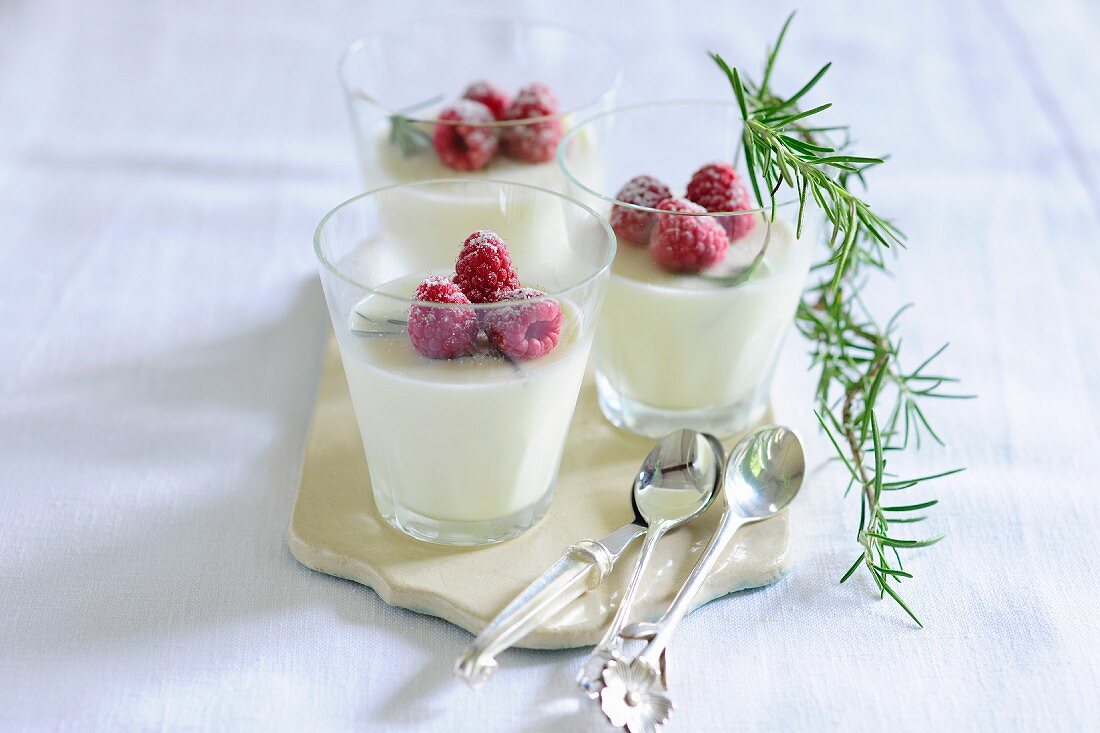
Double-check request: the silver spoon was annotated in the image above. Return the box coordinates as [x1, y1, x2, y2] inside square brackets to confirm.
[622, 425, 804, 679]
[454, 429, 723, 689]
[576, 430, 724, 698]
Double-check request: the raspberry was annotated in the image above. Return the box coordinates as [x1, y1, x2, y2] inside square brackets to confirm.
[685, 161, 756, 241]
[431, 100, 499, 171]
[454, 230, 521, 303]
[485, 288, 562, 361]
[462, 81, 511, 121]
[609, 175, 673, 245]
[406, 276, 478, 359]
[649, 197, 730, 273]
[501, 83, 563, 163]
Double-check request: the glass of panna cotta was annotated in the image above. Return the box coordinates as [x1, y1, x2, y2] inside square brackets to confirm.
[339, 18, 621, 191]
[558, 101, 823, 439]
[314, 179, 614, 546]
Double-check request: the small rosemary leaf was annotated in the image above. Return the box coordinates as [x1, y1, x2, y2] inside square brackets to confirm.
[815, 410, 860, 481]
[889, 516, 928, 524]
[908, 342, 950, 379]
[767, 103, 833, 129]
[802, 125, 850, 133]
[758, 62, 832, 115]
[729, 59, 751, 119]
[865, 533, 945, 549]
[840, 554, 865, 583]
[814, 154, 886, 165]
[760, 10, 797, 93]
[883, 499, 939, 512]
[796, 175, 807, 238]
[872, 564, 913, 579]
[871, 414, 884, 504]
[742, 131, 764, 207]
[910, 402, 945, 446]
[779, 134, 835, 155]
[861, 367, 889, 446]
[907, 374, 961, 383]
[873, 569, 924, 628]
[883, 467, 965, 488]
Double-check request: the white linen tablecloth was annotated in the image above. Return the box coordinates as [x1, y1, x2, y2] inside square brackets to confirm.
[1, 0, 1097, 730]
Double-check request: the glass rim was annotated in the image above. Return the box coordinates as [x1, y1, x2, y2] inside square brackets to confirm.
[313, 177, 617, 310]
[556, 99, 799, 216]
[339, 17, 624, 127]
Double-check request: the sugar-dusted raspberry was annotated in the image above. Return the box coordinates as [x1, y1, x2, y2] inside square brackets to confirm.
[485, 287, 562, 361]
[454, 230, 522, 303]
[431, 100, 499, 171]
[406, 276, 478, 359]
[686, 161, 756, 241]
[649, 197, 730, 273]
[462, 80, 511, 121]
[501, 83, 564, 163]
[609, 175, 673, 245]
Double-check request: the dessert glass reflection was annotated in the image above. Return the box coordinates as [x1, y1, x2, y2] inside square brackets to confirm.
[558, 101, 821, 439]
[340, 18, 621, 190]
[314, 179, 614, 546]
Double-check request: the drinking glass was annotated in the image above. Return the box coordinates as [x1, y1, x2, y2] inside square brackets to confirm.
[340, 18, 622, 190]
[314, 179, 614, 545]
[558, 101, 821, 438]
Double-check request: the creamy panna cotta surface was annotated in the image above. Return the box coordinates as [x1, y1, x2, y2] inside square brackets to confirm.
[336, 274, 589, 525]
[365, 118, 600, 190]
[596, 215, 811, 413]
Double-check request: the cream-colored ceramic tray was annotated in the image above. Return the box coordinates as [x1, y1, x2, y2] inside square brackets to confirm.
[287, 337, 791, 649]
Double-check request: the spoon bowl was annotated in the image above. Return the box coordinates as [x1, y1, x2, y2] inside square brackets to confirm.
[632, 430, 724, 526]
[724, 425, 805, 520]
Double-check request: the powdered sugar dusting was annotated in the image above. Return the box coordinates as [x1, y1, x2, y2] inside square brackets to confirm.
[650, 197, 730, 273]
[461, 81, 511, 120]
[686, 162, 755, 240]
[432, 101, 500, 171]
[502, 82, 563, 163]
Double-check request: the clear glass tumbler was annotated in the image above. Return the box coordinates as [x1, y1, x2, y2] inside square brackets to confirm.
[314, 179, 614, 546]
[340, 18, 622, 190]
[558, 101, 821, 439]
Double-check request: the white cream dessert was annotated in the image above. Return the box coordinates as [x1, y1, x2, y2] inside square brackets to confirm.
[596, 215, 811, 413]
[336, 276, 589, 525]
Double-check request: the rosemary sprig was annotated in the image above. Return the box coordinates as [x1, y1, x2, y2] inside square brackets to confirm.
[712, 12, 971, 626]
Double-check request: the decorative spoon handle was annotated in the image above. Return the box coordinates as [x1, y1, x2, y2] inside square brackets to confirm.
[577, 521, 669, 697]
[454, 523, 644, 688]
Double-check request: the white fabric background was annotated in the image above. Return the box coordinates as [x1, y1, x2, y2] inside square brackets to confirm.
[1, 0, 1097, 730]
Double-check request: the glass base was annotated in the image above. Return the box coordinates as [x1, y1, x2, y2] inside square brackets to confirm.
[596, 371, 767, 440]
[372, 484, 555, 547]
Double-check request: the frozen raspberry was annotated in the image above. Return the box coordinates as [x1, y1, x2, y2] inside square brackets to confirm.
[609, 175, 673, 245]
[431, 100, 499, 171]
[686, 161, 756, 241]
[454, 230, 521, 303]
[649, 197, 730, 273]
[485, 288, 562, 361]
[462, 81, 511, 121]
[502, 83, 563, 163]
[406, 276, 478, 359]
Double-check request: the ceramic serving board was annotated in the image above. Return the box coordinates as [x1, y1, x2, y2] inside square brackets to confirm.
[287, 336, 791, 649]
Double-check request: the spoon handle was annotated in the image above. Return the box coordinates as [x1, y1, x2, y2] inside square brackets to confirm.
[578, 522, 667, 694]
[634, 511, 747, 670]
[454, 523, 643, 688]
